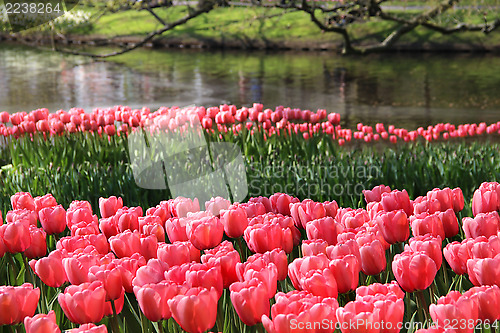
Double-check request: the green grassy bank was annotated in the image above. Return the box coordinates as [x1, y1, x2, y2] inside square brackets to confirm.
[3, 2, 500, 52]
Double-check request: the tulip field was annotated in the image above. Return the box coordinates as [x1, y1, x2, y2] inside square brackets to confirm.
[1, 104, 500, 333]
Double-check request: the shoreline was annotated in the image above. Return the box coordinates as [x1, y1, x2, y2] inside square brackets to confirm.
[2, 31, 500, 54]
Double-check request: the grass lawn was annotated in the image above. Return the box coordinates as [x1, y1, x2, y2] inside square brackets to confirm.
[59, 2, 500, 50]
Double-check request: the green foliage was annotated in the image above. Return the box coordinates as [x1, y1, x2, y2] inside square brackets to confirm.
[57, 0, 500, 50]
[1, 129, 499, 214]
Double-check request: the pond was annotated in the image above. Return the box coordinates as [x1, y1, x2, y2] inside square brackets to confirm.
[1, 43, 500, 128]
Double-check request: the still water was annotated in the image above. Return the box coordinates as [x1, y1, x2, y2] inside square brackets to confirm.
[1, 43, 499, 128]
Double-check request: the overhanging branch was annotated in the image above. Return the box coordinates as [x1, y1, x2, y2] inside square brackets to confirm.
[55, 3, 214, 58]
[362, 0, 459, 52]
[422, 18, 500, 34]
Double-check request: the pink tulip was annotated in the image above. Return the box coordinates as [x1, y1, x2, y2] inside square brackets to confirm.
[88, 265, 124, 301]
[11, 192, 35, 211]
[327, 239, 361, 263]
[356, 281, 405, 300]
[0, 219, 31, 253]
[132, 259, 170, 287]
[330, 254, 361, 294]
[467, 254, 500, 286]
[410, 213, 445, 239]
[24, 310, 60, 333]
[269, 193, 300, 216]
[300, 268, 338, 298]
[392, 251, 437, 292]
[5, 208, 37, 226]
[358, 293, 404, 333]
[30, 249, 68, 287]
[451, 188, 465, 212]
[201, 241, 241, 288]
[205, 196, 230, 216]
[186, 216, 224, 250]
[306, 216, 339, 245]
[34, 194, 57, 213]
[472, 186, 499, 216]
[66, 324, 108, 333]
[406, 235, 443, 269]
[109, 230, 141, 258]
[99, 196, 123, 218]
[290, 199, 327, 229]
[230, 278, 270, 326]
[302, 239, 328, 256]
[24, 226, 47, 259]
[58, 281, 106, 324]
[0, 283, 40, 325]
[463, 285, 500, 322]
[359, 239, 387, 276]
[337, 300, 381, 333]
[430, 291, 478, 333]
[157, 240, 200, 266]
[363, 185, 392, 203]
[443, 241, 470, 275]
[168, 287, 219, 333]
[244, 249, 288, 281]
[463, 212, 500, 239]
[262, 290, 338, 333]
[220, 206, 248, 238]
[39, 205, 67, 234]
[380, 190, 413, 215]
[288, 254, 330, 290]
[375, 210, 409, 244]
[244, 222, 293, 254]
[134, 281, 183, 322]
[437, 208, 459, 238]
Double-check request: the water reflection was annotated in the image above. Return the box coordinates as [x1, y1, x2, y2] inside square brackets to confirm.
[1, 43, 499, 128]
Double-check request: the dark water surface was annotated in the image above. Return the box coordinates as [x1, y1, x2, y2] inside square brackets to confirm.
[1, 43, 499, 128]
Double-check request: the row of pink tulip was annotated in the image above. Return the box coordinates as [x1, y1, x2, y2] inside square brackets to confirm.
[1, 104, 499, 145]
[2, 182, 500, 332]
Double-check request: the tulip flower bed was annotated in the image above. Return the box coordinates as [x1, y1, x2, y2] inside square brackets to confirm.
[2, 183, 500, 333]
[2, 104, 500, 215]
[2, 104, 500, 147]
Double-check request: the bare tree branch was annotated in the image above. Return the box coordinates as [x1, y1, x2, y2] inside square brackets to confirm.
[421, 18, 500, 34]
[143, 5, 167, 26]
[55, 2, 215, 58]
[360, 0, 458, 51]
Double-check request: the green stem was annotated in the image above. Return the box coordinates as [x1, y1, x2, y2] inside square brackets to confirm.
[256, 323, 265, 333]
[7, 253, 18, 285]
[22, 254, 34, 284]
[216, 295, 224, 332]
[442, 264, 449, 287]
[141, 310, 148, 333]
[416, 290, 430, 322]
[236, 237, 246, 262]
[110, 299, 121, 333]
[430, 283, 438, 303]
[396, 241, 405, 254]
[158, 320, 164, 333]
